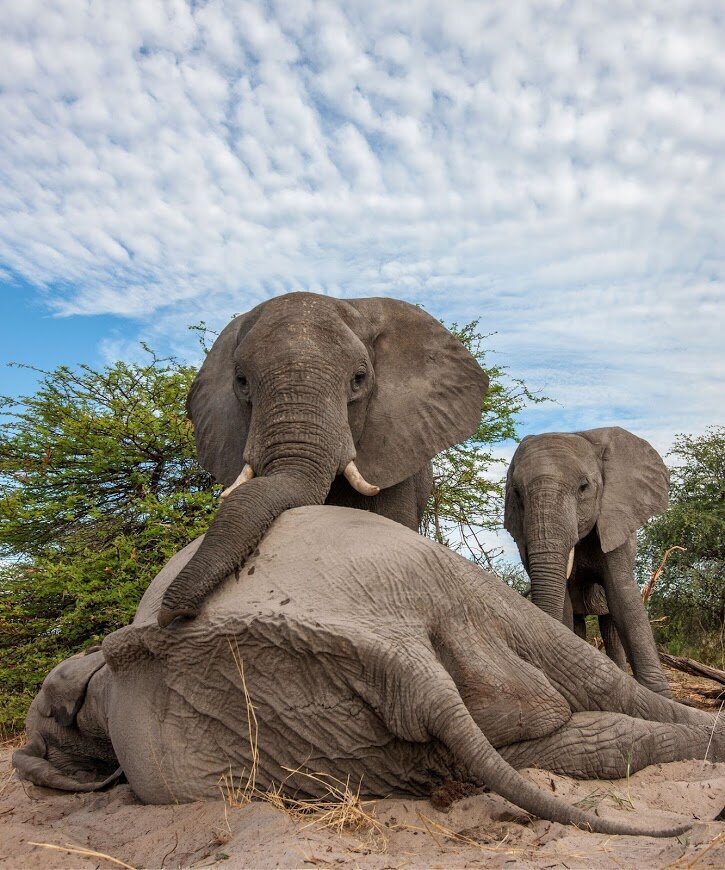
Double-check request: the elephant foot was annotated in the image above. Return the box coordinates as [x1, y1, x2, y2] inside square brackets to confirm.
[157, 605, 198, 628]
[429, 779, 482, 812]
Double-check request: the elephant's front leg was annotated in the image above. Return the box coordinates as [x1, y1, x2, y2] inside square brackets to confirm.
[499, 711, 721, 778]
[601, 539, 670, 697]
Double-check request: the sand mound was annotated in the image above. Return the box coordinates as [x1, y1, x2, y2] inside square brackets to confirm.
[2, 746, 723, 869]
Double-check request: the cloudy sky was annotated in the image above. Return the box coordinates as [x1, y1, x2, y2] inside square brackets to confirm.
[1, 0, 723, 472]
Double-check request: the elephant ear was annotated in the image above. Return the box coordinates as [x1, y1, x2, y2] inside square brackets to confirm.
[503, 446, 524, 547]
[342, 298, 489, 488]
[187, 310, 260, 487]
[35, 649, 106, 728]
[579, 427, 669, 553]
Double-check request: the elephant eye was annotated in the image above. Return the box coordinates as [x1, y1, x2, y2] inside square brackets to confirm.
[578, 480, 589, 495]
[235, 373, 249, 393]
[351, 368, 367, 393]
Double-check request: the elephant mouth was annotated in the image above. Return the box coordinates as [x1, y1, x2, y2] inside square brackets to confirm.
[219, 459, 380, 502]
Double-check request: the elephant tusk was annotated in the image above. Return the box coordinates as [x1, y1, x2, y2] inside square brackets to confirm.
[566, 548, 575, 580]
[220, 464, 255, 500]
[343, 461, 380, 497]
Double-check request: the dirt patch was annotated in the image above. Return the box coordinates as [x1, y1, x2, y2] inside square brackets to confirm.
[2, 747, 723, 869]
[665, 664, 725, 712]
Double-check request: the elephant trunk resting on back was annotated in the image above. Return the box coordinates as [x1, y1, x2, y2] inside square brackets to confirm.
[157, 292, 488, 627]
[15, 507, 724, 839]
[505, 427, 671, 696]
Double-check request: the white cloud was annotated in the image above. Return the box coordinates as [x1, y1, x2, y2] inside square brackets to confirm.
[0, 0, 722, 474]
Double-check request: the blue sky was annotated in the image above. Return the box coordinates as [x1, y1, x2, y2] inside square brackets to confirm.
[1, 0, 723, 478]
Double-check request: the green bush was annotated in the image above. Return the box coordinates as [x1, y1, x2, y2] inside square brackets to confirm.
[0, 352, 219, 732]
[637, 427, 725, 668]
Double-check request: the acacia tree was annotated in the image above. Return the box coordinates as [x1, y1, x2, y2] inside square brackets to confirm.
[0, 352, 218, 730]
[636, 427, 725, 667]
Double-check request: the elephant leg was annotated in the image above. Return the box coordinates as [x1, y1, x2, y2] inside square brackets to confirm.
[562, 588, 575, 631]
[599, 614, 627, 670]
[508, 597, 714, 730]
[573, 614, 587, 640]
[356, 631, 693, 837]
[499, 711, 722, 779]
[434, 623, 570, 747]
[601, 541, 670, 696]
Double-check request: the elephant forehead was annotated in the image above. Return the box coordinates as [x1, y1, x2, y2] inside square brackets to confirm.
[134, 507, 467, 629]
[516, 434, 595, 475]
[239, 294, 362, 356]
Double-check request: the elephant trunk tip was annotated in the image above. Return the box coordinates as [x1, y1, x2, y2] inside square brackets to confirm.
[157, 604, 199, 629]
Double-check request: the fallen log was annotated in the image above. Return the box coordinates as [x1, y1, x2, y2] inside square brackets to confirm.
[659, 651, 725, 686]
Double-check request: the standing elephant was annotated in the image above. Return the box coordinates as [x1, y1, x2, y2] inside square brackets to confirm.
[504, 427, 671, 696]
[157, 292, 489, 627]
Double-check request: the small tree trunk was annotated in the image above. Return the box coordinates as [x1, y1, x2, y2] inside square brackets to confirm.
[658, 651, 725, 686]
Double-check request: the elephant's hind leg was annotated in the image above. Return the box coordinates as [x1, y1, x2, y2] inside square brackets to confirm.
[599, 614, 627, 670]
[573, 614, 587, 640]
[433, 623, 571, 748]
[499, 711, 721, 779]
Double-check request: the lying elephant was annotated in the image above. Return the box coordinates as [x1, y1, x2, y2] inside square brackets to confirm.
[15, 507, 723, 839]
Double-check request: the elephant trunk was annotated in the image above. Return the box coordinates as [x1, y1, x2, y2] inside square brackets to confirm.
[158, 388, 349, 628]
[527, 547, 570, 621]
[524, 485, 577, 623]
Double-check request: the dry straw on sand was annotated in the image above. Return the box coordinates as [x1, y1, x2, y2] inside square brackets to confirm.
[222, 639, 388, 851]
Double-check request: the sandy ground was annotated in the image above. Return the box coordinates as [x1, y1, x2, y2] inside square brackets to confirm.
[1, 669, 723, 869]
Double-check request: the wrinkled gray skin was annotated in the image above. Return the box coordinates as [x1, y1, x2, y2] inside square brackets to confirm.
[504, 427, 671, 696]
[157, 292, 489, 628]
[13, 648, 121, 792]
[16, 508, 723, 838]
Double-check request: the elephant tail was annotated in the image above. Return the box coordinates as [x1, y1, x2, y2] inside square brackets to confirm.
[428, 693, 690, 838]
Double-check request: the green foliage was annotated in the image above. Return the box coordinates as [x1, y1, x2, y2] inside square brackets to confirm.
[636, 427, 725, 667]
[421, 320, 546, 569]
[0, 351, 219, 732]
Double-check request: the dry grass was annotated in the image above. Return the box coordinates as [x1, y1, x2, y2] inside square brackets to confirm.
[28, 841, 136, 869]
[574, 787, 635, 813]
[704, 698, 724, 763]
[666, 831, 725, 869]
[405, 812, 590, 862]
[223, 639, 258, 804]
[220, 639, 387, 851]
[267, 768, 388, 853]
[0, 729, 25, 750]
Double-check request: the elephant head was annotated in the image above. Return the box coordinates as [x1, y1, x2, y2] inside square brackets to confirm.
[157, 292, 488, 627]
[504, 426, 669, 622]
[12, 648, 121, 792]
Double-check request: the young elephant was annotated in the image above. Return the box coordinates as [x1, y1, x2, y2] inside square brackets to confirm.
[16, 507, 722, 839]
[504, 426, 670, 695]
